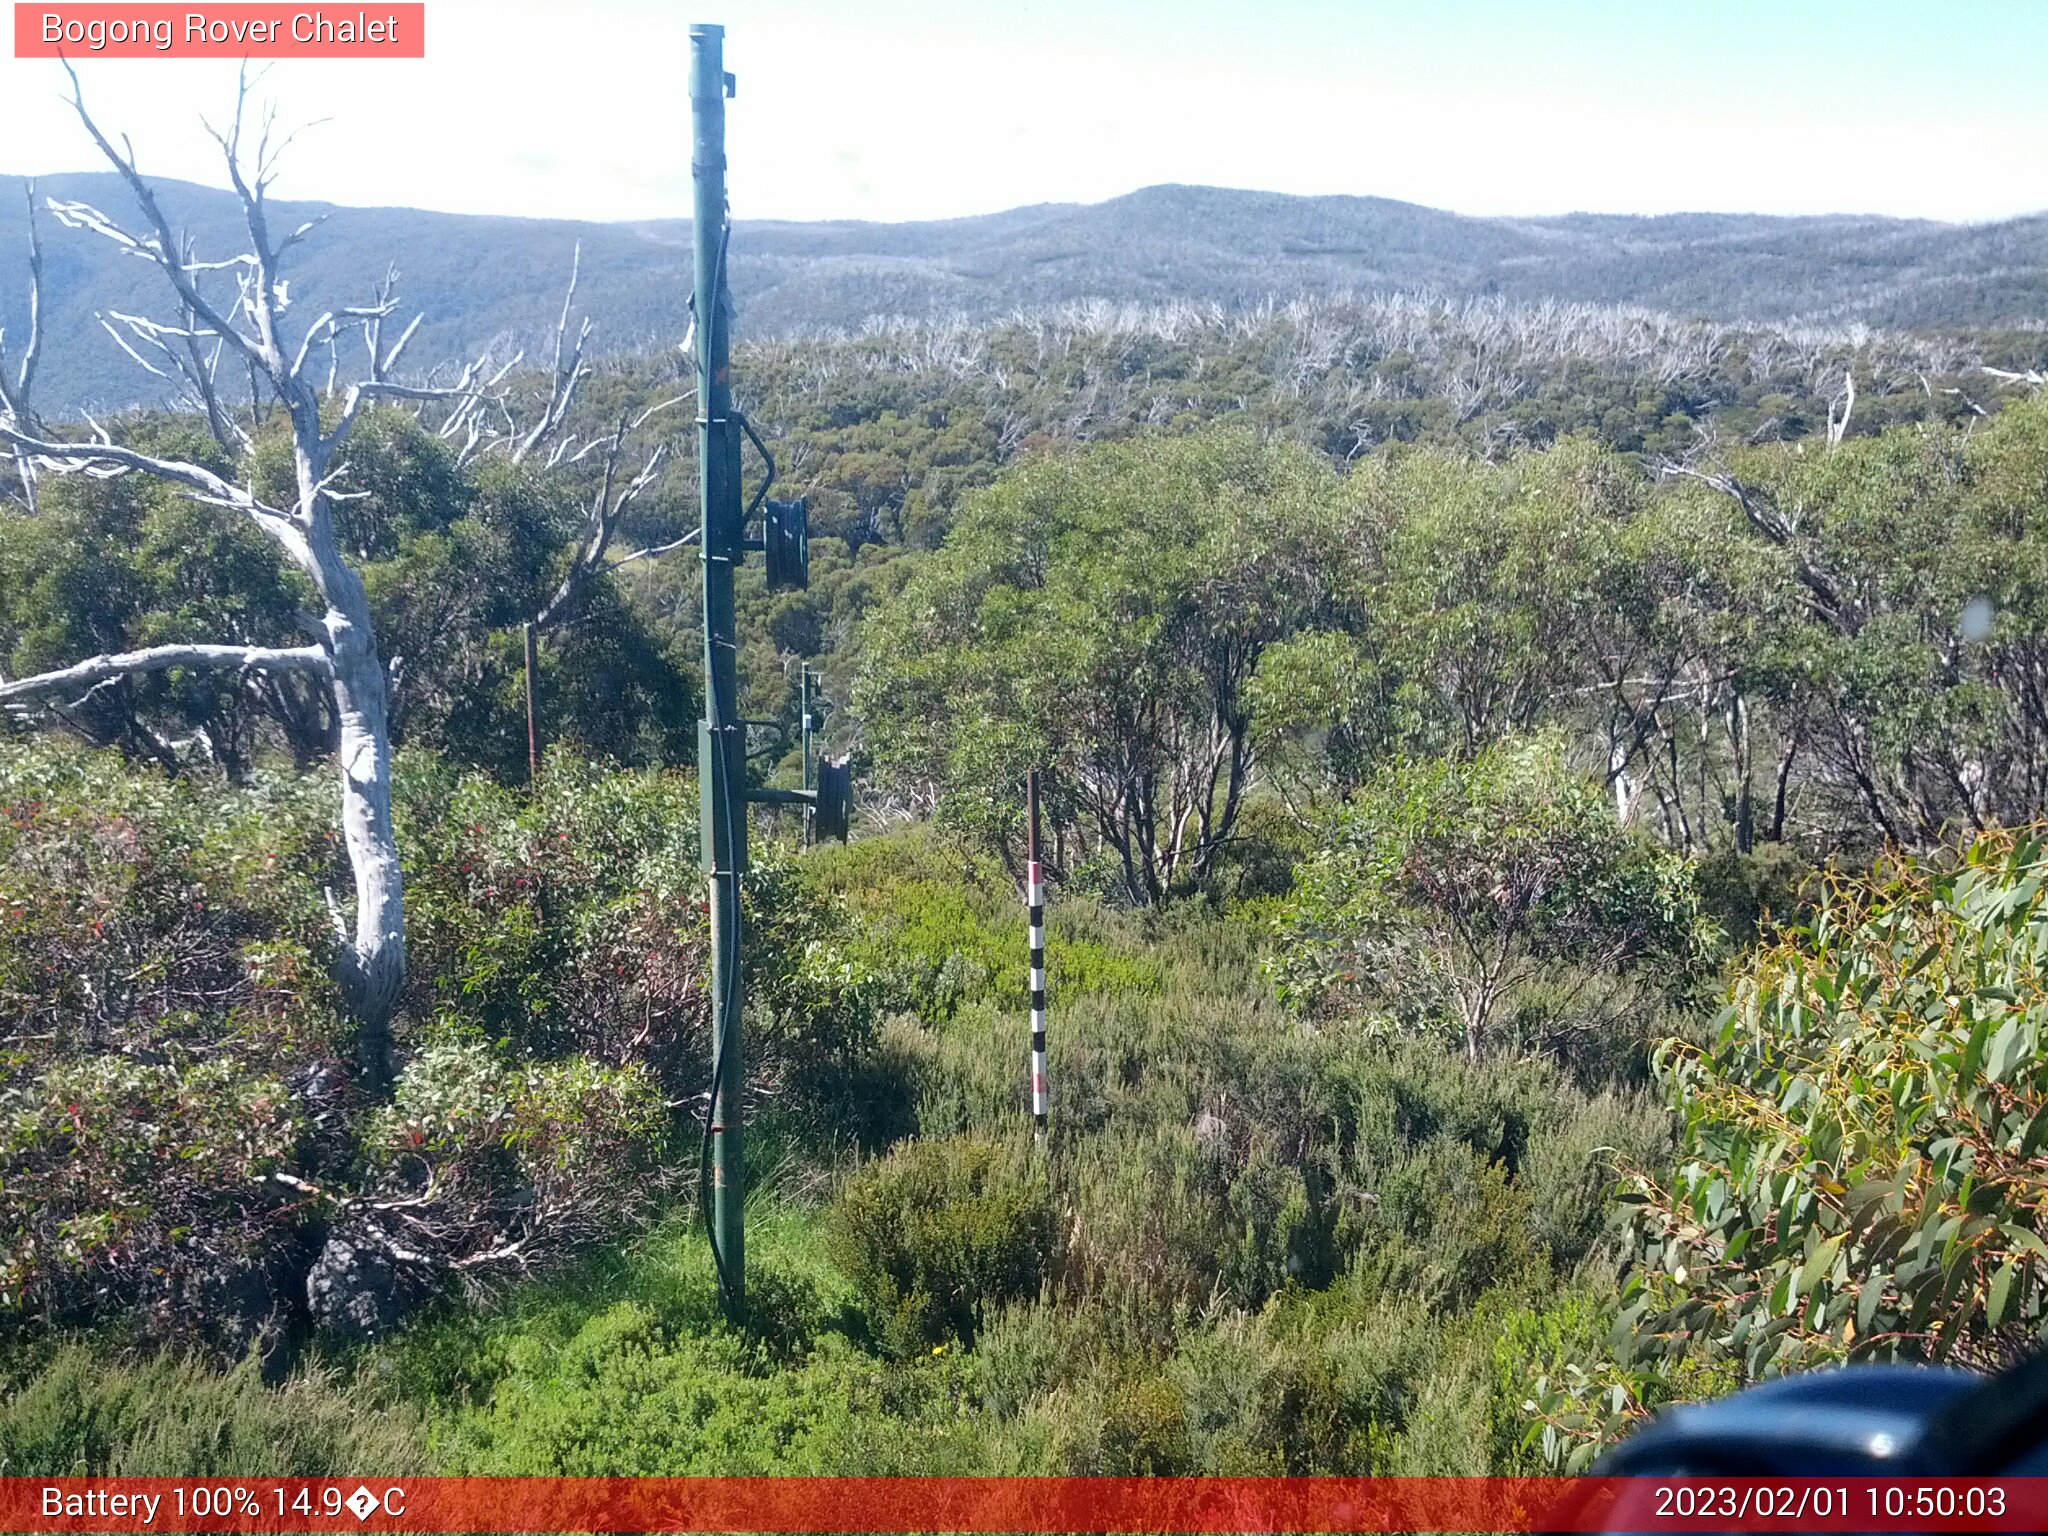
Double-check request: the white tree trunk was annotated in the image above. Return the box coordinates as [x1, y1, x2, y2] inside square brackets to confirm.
[283, 363, 407, 1078]
[310, 513, 405, 1080]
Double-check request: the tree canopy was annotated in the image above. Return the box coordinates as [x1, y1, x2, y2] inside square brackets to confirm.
[857, 428, 1358, 903]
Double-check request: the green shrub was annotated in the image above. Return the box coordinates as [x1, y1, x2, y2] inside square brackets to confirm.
[438, 1305, 986, 1475]
[0, 1346, 427, 1475]
[827, 1137, 1052, 1355]
[1350, 1140, 1545, 1309]
[384, 1203, 852, 1410]
[413, 1210, 986, 1476]
[1270, 735, 1712, 1060]
[806, 824, 1166, 1023]
[397, 750, 888, 1114]
[0, 743, 340, 1345]
[0, 739, 890, 1349]
[1097, 1371, 1193, 1473]
[1060, 1122, 1330, 1331]
[2, 1056, 306, 1344]
[1693, 840, 1817, 946]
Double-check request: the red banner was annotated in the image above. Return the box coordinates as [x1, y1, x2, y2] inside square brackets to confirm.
[13, 4, 424, 58]
[5, 1476, 2048, 1532]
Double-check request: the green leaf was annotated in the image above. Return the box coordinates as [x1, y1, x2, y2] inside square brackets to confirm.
[1857, 1277, 1885, 1336]
[1798, 1232, 1847, 1297]
[1988, 1016, 2032, 1083]
[1990, 1258, 2019, 1328]
[2003, 1224, 2048, 1264]
[2018, 1103, 2048, 1160]
[1963, 1011, 1998, 1083]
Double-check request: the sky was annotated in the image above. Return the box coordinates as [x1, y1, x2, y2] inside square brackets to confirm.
[0, 0, 2044, 226]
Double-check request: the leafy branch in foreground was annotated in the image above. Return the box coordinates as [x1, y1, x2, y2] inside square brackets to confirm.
[1533, 828, 2048, 1471]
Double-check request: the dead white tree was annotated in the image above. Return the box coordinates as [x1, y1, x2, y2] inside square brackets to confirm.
[496, 246, 693, 636]
[0, 181, 45, 512]
[458, 250, 690, 775]
[1984, 365, 2048, 390]
[90, 228, 258, 456]
[0, 66, 481, 1089]
[1826, 367, 1856, 448]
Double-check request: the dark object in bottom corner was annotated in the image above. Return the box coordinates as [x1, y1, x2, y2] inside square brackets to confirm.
[1588, 1345, 2048, 1480]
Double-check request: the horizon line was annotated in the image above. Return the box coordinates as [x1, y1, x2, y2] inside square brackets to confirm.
[1, 168, 2044, 232]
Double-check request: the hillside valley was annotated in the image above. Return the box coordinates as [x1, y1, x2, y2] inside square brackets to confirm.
[5, 174, 2048, 408]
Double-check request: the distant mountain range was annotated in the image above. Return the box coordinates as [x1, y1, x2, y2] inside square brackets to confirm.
[3, 174, 2046, 410]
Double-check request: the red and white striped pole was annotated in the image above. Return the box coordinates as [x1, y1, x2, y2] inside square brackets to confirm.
[1026, 769, 1048, 1137]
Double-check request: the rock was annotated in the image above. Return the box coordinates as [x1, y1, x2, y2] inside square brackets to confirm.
[305, 1232, 410, 1343]
[294, 1062, 346, 1103]
[139, 1245, 303, 1382]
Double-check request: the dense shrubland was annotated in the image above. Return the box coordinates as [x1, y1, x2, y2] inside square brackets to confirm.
[8, 311, 2048, 1479]
[0, 742, 879, 1366]
[371, 841, 1680, 1478]
[1, 774, 1667, 1474]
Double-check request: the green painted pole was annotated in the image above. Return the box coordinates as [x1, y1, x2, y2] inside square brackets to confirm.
[801, 666, 814, 849]
[691, 21, 745, 1320]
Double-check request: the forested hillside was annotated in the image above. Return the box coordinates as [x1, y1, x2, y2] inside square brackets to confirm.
[9, 172, 2048, 409]
[10, 139, 2048, 1480]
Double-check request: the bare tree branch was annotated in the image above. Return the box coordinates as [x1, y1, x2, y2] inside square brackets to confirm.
[0, 418, 306, 542]
[1656, 455, 1852, 630]
[509, 243, 592, 463]
[0, 642, 332, 704]
[329, 378, 484, 451]
[54, 60, 272, 380]
[611, 527, 701, 570]
[530, 394, 690, 634]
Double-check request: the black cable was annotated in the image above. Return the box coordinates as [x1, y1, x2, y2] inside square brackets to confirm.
[696, 669, 744, 1314]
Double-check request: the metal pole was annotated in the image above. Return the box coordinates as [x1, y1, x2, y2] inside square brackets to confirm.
[692, 21, 745, 1320]
[522, 621, 540, 784]
[1027, 770, 1048, 1138]
[801, 666, 814, 850]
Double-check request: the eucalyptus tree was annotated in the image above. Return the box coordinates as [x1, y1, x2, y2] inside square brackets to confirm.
[857, 427, 1359, 903]
[1270, 735, 1710, 1061]
[1661, 396, 2048, 850]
